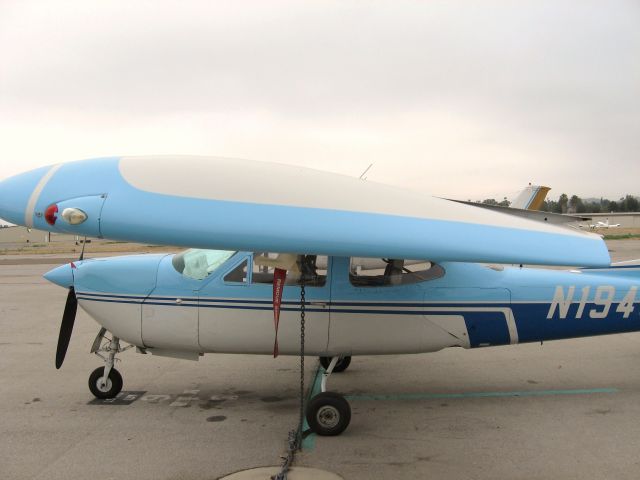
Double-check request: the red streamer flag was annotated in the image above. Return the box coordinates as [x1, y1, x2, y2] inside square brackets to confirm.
[272, 268, 287, 357]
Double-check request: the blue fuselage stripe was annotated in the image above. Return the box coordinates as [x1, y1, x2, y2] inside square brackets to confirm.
[76, 291, 512, 308]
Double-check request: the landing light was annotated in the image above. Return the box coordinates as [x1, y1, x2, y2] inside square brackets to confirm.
[61, 208, 88, 225]
[44, 204, 58, 226]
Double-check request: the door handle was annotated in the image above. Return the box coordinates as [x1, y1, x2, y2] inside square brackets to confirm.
[310, 301, 328, 308]
[175, 298, 183, 305]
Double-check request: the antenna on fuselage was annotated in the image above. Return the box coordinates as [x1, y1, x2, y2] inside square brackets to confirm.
[79, 236, 87, 261]
[359, 163, 374, 180]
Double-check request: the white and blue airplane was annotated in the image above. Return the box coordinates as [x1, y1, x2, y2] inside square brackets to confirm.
[0, 156, 638, 436]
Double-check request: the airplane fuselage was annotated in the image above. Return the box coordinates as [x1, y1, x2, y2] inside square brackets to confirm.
[65, 252, 640, 358]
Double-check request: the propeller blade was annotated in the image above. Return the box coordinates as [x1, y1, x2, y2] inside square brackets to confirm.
[55, 287, 78, 369]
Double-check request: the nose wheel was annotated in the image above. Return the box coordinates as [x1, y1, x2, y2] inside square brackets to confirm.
[306, 356, 352, 436]
[89, 366, 123, 399]
[89, 330, 132, 399]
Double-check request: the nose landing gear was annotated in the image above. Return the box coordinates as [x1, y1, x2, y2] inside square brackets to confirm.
[89, 329, 132, 399]
[89, 365, 123, 399]
[306, 356, 352, 436]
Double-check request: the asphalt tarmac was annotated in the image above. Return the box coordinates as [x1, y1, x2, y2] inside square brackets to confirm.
[1, 241, 640, 480]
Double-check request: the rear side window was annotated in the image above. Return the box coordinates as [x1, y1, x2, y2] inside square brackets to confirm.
[349, 258, 444, 287]
[252, 253, 328, 287]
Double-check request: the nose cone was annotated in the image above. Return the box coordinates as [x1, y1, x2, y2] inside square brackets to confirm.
[44, 263, 74, 289]
[0, 165, 52, 226]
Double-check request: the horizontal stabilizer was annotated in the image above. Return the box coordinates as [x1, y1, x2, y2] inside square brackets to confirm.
[448, 199, 590, 225]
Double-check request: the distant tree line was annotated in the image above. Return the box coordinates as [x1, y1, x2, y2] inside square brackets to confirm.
[541, 194, 639, 214]
[480, 197, 511, 207]
[477, 194, 639, 213]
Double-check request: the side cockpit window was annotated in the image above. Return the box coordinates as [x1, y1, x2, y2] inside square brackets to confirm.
[224, 259, 248, 283]
[172, 249, 236, 280]
[252, 253, 328, 287]
[349, 258, 444, 287]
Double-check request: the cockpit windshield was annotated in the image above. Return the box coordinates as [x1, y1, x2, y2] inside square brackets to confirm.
[172, 249, 236, 280]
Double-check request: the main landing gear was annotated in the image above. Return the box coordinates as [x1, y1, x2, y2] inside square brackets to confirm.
[319, 355, 351, 373]
[306, 356, 352, 436]
[88, 328, 132, 399]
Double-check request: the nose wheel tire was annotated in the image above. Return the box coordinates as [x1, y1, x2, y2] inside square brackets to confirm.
[319, 355, 351, 373]
[306, 392, 351, 436]
[89, 367, 123, 399]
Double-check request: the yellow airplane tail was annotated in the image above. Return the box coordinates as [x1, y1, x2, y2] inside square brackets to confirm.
[511, 184, 551, 211]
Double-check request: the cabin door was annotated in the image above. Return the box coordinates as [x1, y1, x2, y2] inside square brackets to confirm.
[198, 254, 332, 355]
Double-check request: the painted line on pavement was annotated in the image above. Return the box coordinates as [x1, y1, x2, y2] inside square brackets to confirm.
[302, 365, 324, 451]
[301, 383, 617, 450]
[346, 388, 618, 402]
[301, 362, 617, 451]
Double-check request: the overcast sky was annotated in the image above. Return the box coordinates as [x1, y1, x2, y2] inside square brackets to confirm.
[0, 0, 638, 203]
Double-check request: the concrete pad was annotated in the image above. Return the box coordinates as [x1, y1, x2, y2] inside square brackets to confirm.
[1, 241, 640, 479]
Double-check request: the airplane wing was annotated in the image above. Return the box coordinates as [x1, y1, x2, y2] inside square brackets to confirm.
[0, 156, 610, 267]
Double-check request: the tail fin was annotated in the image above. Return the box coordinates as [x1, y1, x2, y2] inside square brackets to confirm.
[511, 184, 551, 210]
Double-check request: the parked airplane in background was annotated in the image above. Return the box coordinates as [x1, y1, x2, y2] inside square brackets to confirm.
[0, 156, 636, 437]
[510, 183, 551, 210]
[590, 219, 621, 229]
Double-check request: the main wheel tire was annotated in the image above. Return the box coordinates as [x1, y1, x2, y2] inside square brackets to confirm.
[306, 392, 351, 436]
[88, 367, 123, 399]
[319, 356, 352, 373]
